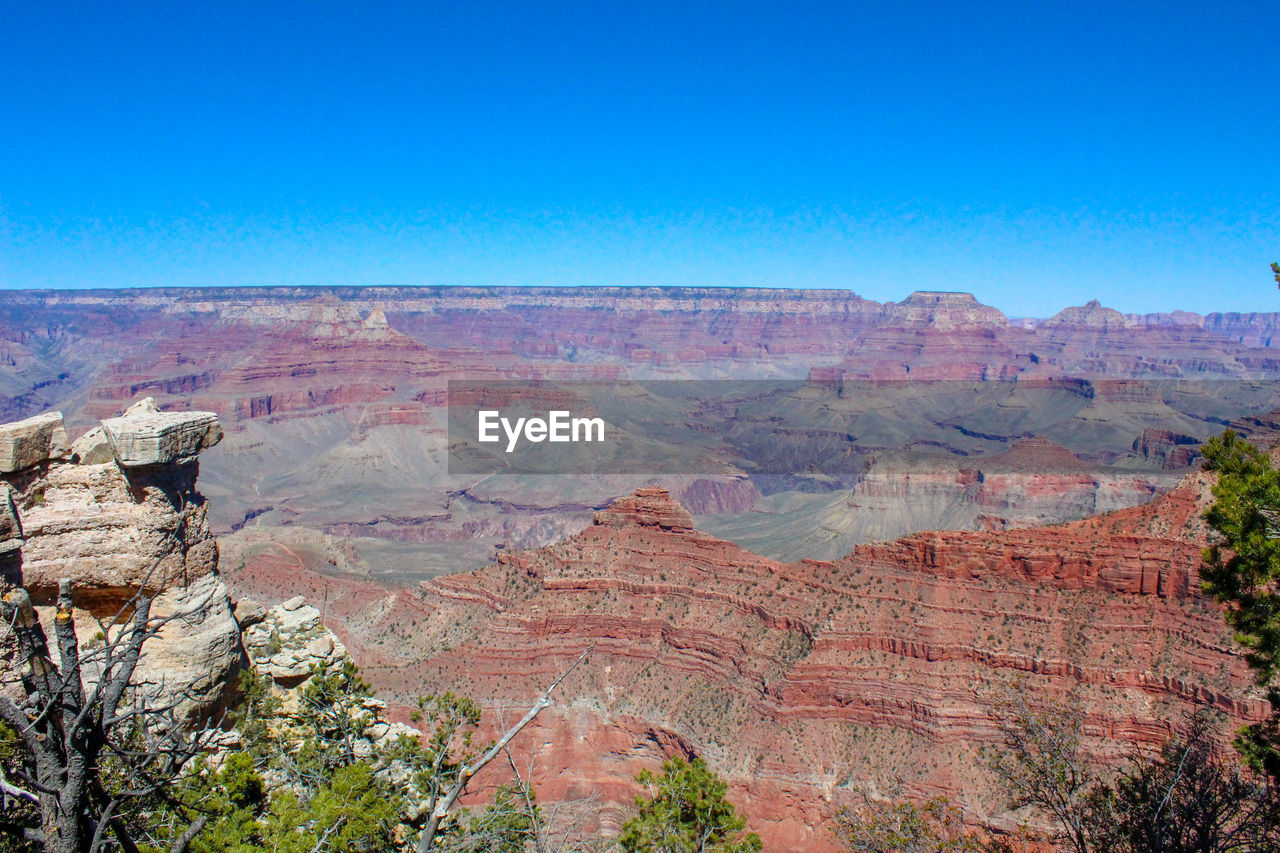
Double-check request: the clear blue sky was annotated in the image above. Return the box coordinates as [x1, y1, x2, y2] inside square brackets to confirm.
[1, 1, 1276, 316]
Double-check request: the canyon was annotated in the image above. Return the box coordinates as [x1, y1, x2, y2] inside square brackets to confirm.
[4, 286, 1280, 578]
[223, 480, 1267, 850]
[4, 286, 1280, 848]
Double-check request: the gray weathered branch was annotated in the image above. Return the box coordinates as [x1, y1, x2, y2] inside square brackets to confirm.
[416, 644, 594, 853]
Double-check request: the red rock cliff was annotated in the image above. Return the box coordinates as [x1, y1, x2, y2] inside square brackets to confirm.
[252, 481, 1266, 851]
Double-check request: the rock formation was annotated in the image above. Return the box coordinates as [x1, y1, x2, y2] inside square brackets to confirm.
[887, 291, 1010, 329]
[232, 591, 423, 775]
[242, 483, 1267, 851]
[1042, 299, 1130, 329]
[0, 401, 243, 719]
[0, 412, 69, 472]
[6, 286, 1280, 846]
[241, 594, 351, 684]
[5, 286, 1280, 582]
[101, 407, 224, 467]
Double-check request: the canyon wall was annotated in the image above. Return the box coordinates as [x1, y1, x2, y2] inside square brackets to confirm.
[220, 482, 1266, 850]
[6, 286, 1280, 582]
[3, 287, 1279, 848]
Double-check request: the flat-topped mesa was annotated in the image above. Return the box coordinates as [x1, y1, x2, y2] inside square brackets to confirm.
[901, 291, 984, 306]
[981, 435, 1090, 471]
[593, 487, 695, 531]
[1042, 299, 1130, 329]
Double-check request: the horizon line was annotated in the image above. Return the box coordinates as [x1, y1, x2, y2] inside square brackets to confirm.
[0, 282, 1270, 321]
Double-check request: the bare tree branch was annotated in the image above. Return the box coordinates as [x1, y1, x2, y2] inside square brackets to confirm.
[0, 569, 219, 853]
[168, 815, 208, 853]
[506, 745, 546, 853]
[0, 762, 38, 803]
[416, 643, 593, 853]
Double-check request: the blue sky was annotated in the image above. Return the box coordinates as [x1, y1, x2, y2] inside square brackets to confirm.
[1, 1, 1277, 316]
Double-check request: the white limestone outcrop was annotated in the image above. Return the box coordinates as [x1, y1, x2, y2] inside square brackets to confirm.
[1, 400, 242, 719]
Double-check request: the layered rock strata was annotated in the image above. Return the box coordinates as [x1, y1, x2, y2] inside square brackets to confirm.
[272, 483, 1269, 851]
[0, 403, 243, 718]
[6, 287, 1280, 581]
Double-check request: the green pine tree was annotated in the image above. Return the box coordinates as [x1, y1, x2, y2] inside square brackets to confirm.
[619, 756, 761, 853]
[1201, 430, 1280, 776]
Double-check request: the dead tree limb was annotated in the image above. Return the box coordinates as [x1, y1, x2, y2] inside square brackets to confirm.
[0, 761, 38, 803]
[506, 746, 546, 853]
[0, 574, 219, 853]
[168, 815, 208, 853]
[416, 643, 594, 853]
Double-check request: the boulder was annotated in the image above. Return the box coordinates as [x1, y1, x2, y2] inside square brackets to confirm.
[101, 410, 223, 467]
[267, 652, 313, 680]
[6, 405, 225, 598]
[233, 596, 268, 627]
[49, 423, 71, 459]
[306, 634, 334, 659]
[123, 574, 244, 719]
[375, 721, 421, 748]
[124, 397, 162, 416]
[0, 412, 65, 473]
[71, 426, 115, 465]
[275, 602, 321, 634]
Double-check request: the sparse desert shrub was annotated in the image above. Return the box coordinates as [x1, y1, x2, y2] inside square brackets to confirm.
[832, 792, 1007, 853]
[992, 694, 1280, 853]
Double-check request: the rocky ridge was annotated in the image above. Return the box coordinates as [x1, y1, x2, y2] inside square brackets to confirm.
[234, 592, 421, 756]
[699, 437, 1184, 561]
[239, 594, 351, 684]
[1042, 299, 1129, 329]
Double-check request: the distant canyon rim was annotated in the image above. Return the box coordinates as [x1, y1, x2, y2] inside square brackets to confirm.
[4, 285, 1280, 575]
[4, 284, 1280, 846]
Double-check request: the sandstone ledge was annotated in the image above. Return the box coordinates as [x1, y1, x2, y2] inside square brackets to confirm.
[0, 402, 228, 600]
[0, 411, 67, 473]
[2, 402, 242, 721]
[101, 409, 223, 467]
